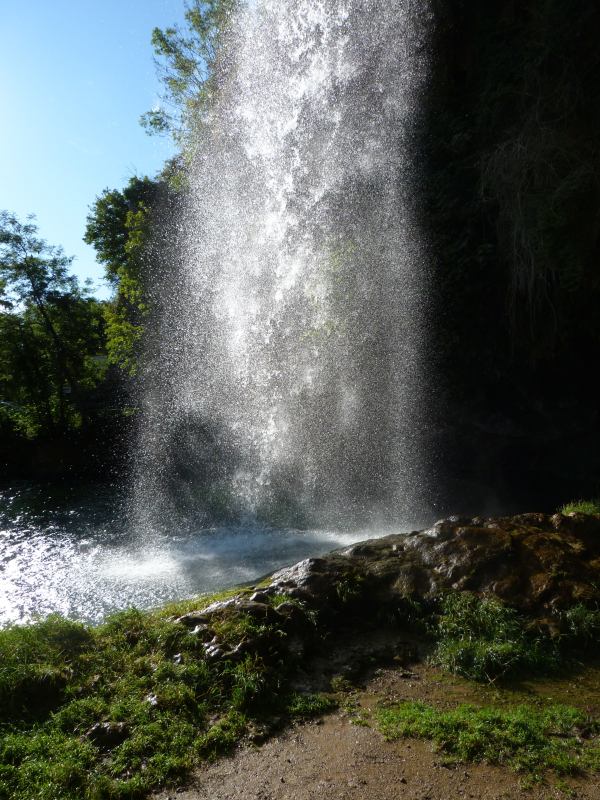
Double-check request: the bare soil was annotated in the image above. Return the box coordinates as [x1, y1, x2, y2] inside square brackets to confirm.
[154, 658, 600, 800]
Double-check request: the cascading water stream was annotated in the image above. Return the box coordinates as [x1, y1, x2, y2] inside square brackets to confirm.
[0, 0, 435, 626]
[134, 0, 433, 533]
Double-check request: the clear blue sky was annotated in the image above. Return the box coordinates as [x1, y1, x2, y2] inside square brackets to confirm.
[0, 0, 187, 298]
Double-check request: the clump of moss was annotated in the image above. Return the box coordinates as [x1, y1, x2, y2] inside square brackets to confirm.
[559, 499, 600, 515]
[376, 701, 600, 779]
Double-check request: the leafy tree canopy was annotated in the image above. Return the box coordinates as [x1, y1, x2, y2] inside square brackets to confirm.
[0, 212, 107, 437]
[141, 0, 239, 141]
[85, 176, 170, 375]
[0, 211, 79, 310]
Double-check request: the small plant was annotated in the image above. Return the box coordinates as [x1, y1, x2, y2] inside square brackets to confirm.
[557, 604, 600, 649]
[268, 593, 305, 610]
[330, 674, 356, 693]
[559, 498, 600, 515]
[283, 692, 337, 718]
[336, 571, 366, 605]
[376, 701, 600, 778]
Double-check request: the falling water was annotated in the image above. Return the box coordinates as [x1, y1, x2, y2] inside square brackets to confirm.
[134, 0, 432, 532]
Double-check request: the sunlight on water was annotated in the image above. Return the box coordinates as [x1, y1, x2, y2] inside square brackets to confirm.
[0, 485, 411, 626]
[102, 554, 183, 579]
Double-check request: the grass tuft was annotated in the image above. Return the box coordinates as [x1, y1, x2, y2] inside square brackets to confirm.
[428, 593, 600, 683]
[559, 499, 600, 515]
[284, 692, 337, 718]
[430, 593, 555, 682]
[376, 701, 600, 778]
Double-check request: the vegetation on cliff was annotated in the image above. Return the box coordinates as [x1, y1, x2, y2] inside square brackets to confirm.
[426, 0, 600, 506]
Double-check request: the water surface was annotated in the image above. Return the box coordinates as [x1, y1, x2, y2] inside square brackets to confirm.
[0, 483, 398, 626]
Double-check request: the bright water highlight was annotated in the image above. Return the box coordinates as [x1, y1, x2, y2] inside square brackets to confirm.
[0, 485, 403, 626]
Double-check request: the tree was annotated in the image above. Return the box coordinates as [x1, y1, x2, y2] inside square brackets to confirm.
[141, 0, 239, 142]
[0, 211, 106, 436]
[89, 4, 238, 373]
[85, 176, 170, 375]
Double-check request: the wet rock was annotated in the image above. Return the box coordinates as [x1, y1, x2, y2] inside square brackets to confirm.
[260, 513, 600, 621]
[203, 637, 226, 661]
[274, 601, 314, 636]
[249, 590, 273, 603]
[172, 512, 600, 680]
[176, 610, 212, 627]
[270, 557, 355, 605]
[199, 597, 241, 616]
[190, 623, 214, 640]
[229, 599, 281, 623]
[85, 721, 129, 750]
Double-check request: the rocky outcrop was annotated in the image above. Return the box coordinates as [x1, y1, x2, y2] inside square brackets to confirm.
[173, 513, 600, 662]
[268, 512, 600, 613]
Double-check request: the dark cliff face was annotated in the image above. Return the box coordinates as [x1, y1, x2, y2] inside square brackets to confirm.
[419, 0, 600, 513]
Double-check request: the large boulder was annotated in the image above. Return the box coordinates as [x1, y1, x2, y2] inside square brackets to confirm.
[174, 513, 600, 660]
[266, 512, 600, 616]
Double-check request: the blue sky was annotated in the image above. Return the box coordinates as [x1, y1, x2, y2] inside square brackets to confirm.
[0, 0, 187, 298]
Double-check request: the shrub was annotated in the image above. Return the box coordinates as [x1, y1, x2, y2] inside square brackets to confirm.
[430, 593, 555, 682]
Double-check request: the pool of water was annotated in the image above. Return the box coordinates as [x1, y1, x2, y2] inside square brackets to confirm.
[0, 483, 400, 626]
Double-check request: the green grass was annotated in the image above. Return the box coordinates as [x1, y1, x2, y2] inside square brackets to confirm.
[0, 604, 332, 800]
[428, 593, 600, 683]
[429, 593, 556, 682]
[1, 582, 598, 797]
[284, 692, 337, 718]
[559, 498, 600, 515]
[376, 701, 600, 778]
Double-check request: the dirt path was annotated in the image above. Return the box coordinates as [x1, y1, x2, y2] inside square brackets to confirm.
[155, 663, 599, 800]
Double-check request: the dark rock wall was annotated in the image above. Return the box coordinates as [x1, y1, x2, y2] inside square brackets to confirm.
[422, 1, 600, 513]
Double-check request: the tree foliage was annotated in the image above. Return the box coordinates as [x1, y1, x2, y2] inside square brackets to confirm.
[0, 212, 106, 437]
[141, 0, 239, 142]
[428, 0, 600, 361]
[85, 177, 165, 375]
[87, 3, 239, 378]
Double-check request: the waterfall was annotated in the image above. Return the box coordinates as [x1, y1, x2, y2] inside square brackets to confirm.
[134, 0, 433, 531]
